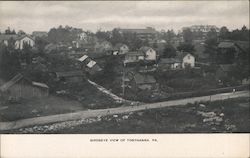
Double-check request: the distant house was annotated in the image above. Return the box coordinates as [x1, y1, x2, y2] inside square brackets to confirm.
[77, 55, 102, 75]
[0, 34, 18, 46]
[52, 71, 84, 83]
[217, 40, 249, 64]
[139, 46, 157, 61]
[0, 73, 49, 99]
[124, 51, 145, 66]
[32, 31, 48, 38]
[0, 34, 35, 50]
[117, 27, 157, 41]
[132, 73, 157, 90]
[177, 52, 195, 68]
[158, 58, 182, 70]
[14, 35, 35, 49]
[113, 43, 129, 55]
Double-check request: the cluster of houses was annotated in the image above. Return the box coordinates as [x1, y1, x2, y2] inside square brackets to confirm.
[0, 26, 249, 101]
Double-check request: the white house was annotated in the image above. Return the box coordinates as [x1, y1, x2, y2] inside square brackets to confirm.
[179, 53, 195, 68]
[15, 35, 35, 49]
[114, 43, 129, 54]
[139, 46, 157, 61]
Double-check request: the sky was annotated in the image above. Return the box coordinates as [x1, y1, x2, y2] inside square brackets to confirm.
[0, 1, 249, 34]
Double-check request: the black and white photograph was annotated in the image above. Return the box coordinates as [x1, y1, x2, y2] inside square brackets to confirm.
[0, 1, 249, 135]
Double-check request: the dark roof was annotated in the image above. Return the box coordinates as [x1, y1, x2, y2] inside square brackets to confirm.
[126, 51, 144, 56]
[176, 51, 194, 60]
[159, 58, 181, 64]
[139, 46, 154, 53]
[218, 41, 235, 48]
[55, 71, 84, 78]
[0, 73, 48, 91]
[134, 73, 156, 84]
[114, 43, 128, 50]
[0, 73, 23, 91]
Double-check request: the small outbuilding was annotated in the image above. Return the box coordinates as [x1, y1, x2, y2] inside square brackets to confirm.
[0, 73, 49, 99]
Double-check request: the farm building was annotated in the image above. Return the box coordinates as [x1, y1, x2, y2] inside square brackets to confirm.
[52, 71, 84, 83]
[0, 73, 49, 99]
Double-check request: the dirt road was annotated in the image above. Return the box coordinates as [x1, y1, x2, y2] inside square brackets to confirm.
[0, 90, 249, 131]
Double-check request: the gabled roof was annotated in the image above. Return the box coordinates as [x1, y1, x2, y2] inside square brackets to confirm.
[114, 43, 128, 50]
[177, 52, 194, 60]
[0, 73, 23, 92]
[32, 81, 49, 89]
[78, 55, 88, 62]
[139, 46, 154, 53]
[159, 58, 181, 64]
[0, 73, 48, 91]
[134, 73, 156, 84]
[16, 35, 35, 41]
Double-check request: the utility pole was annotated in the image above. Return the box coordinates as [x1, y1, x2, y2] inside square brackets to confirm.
[122, 67, 125, 97]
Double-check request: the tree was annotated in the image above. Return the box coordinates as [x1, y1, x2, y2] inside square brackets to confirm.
[162, 44, 176, 58]
[35, 37, 49, 54]
[177, 43, 195, 53]
[183, 28, 194, 44]
[219, 26, 230, 40]
[18, 30, 26, 36]
[205, 28, 218, 46]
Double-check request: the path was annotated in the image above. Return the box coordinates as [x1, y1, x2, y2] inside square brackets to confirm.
[87, 79, 130, 103]
[0, 90, 249, 131]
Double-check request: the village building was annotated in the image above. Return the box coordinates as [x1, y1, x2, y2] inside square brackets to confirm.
[132, 73, 157, 91]
[0, 34, 35, 50]
[177, 52, 195, 68]
[113, 43, 129, 55]
[217, 40, 249, 64]
[158, 58, 182, 70]
[117, 27, 157, 41]
[124, 51, 145, 66]
[52, 71, 84, 83]
[14, 35, 35, 49]
[0, 73, 49, 99]
[139, 46, 157, 61]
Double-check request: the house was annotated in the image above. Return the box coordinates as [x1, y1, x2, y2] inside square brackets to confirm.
[52, 71, 84, 83]
[117, 27, 157, 41]
[217, 40, 249, 64]
[139, 46, 157, 61]
[113, 43, 129, 55]
[177, 52, 195, 68]
[124, 51, 145, 66]
[14, 35, 35, 49]
[77, 55, 102, 75]
[158, 58, 182, 70]
[132, 73, 157, 90]
[0, 73, 49, 99]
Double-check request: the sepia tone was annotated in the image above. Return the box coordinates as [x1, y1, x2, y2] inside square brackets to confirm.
[0, 1, 249, 134]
